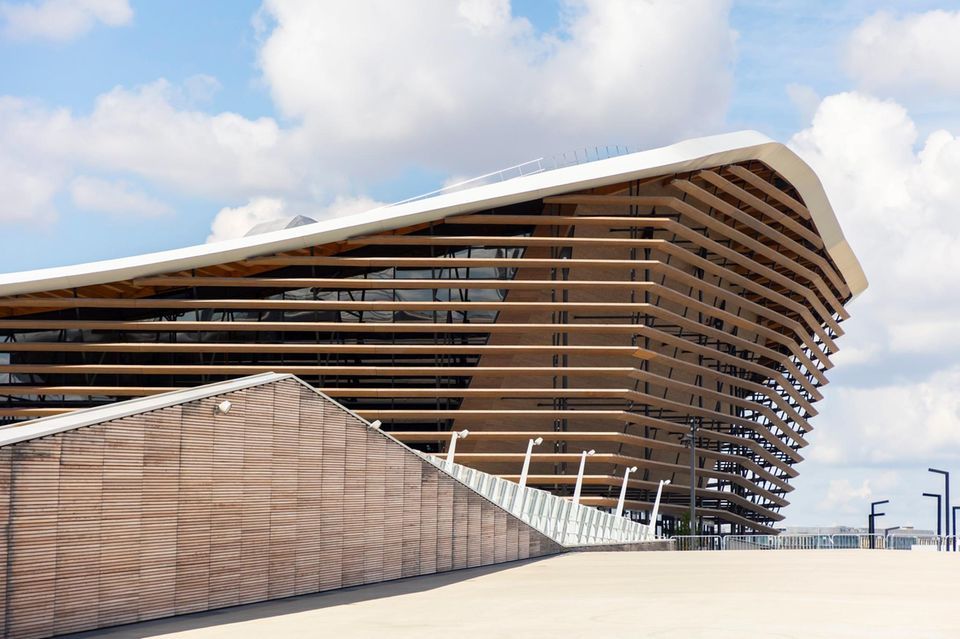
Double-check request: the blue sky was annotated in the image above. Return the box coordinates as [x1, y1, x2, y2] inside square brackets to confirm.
[3, 0, 960, 530]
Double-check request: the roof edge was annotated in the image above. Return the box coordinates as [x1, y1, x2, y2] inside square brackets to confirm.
[0, 130, 866, 298]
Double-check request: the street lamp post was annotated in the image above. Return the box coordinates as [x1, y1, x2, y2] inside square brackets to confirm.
[646, 479, 671, 540]
[953, 506, 960, 553]
[512, 436, 543, 513]
[518, 437, 544, 491]
[687, 416, 698, 534]
[868, 500, 888, 549]
[615, 466, 638, 518]
[445, 429, 469, 471]
[929, 468, 950, 549]
[923, 492, 942, 551]
[571, 449, 595, 506]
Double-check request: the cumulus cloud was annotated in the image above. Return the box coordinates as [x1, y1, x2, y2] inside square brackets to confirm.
[818, 478, 873, 514]
[206, 194, 384, 243]
[70, 176, 171, 217]
[0, 151, 61, 224]
[846, 10, 960, 98]
[790, 92, 960, 361]
[257, 0, 736, 172]
[0, 0, 131, 41]
[207, 197, 288, 244]
[1, 1, 738, 238]
[784, 90, 960, 510]
[0, 81, 309, 223]
[807, 366, 960, 466]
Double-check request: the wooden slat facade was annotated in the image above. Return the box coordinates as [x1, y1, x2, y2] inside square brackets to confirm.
[0, 161, 858, 535]
[0, 377, 562, 638]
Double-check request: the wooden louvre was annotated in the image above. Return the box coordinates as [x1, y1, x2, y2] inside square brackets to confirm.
[0, 160, 857, 535]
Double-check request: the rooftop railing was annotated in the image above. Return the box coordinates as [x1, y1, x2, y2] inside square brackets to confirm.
[392, 144, 636, 207]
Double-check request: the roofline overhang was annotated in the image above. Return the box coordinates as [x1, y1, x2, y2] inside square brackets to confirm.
[0, 130, 867, 299]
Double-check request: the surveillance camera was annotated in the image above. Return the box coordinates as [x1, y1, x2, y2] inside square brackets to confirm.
[215, 400, 232, 415]
[458, 429, 470, 439]
[586, 449, 596, 455]
[533, 437, 544, 445]
[370, 420, 382, 429]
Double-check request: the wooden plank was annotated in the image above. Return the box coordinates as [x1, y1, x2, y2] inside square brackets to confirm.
[239, 385, 272, 604]
[139, 403, 181, 621]
[268, 381, 298, 599]
[295, 383, 323, 595]
[208, 391, 245, 610]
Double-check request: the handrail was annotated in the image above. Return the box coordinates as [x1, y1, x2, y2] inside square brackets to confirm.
[421, 453, 654, 547]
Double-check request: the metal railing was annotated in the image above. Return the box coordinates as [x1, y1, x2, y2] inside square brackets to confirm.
[392, 145, 636, 206]
[672, 535, 723, 551]
[422, 454, 653, 547]
[671, 533, 958, 551]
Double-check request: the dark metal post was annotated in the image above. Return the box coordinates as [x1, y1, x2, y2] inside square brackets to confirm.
[869, 500, 888, 549]
[688, 416, 697, 534]
[929, 468, 950, 550]
[923, 492, 942, 551]
[953, 506, 960, 553]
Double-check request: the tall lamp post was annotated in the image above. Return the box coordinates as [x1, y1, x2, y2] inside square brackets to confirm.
[614, 466, 638, 518]
[445, 429, 469, 471]
[953, 506, 960, 554]
[560, 448, 595, 545]
[929, 468, 950, 549]
[686, 416, 698, 534]
[923, 491, 942, 551]
[512, 436, 543, 512]
[868, 500, 888, 549]
[646, 479, 671, 540]
[571, 449, 595, 506]
[518, 436, 544, 491]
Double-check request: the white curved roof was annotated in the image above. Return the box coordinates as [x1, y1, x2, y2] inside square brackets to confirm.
[0, 130, 867, 298]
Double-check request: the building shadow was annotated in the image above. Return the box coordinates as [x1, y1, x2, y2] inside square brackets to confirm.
[63, 555, 559, 638]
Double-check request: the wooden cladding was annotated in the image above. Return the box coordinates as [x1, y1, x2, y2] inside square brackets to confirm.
[0, 378, 561, 639]
[0, 160, 857, 534]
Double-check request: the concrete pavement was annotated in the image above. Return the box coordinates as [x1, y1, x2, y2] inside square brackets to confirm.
[69, 550, 960, 639]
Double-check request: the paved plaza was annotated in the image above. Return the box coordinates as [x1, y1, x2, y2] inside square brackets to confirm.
[71, 550, 960, 639]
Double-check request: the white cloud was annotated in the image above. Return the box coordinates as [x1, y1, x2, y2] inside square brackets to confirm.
[1, 1, 738, 233]
[207, 197, 288, 244]
[0, 81, 310, 224]
[789, 92, 960, 363]
[819, 478, 872, 514]
[0, 151, 60, 224]
[846, 10, 960, 99]
[257, 0, 736, 172]
[784, 89, 960, 525]
[0, 0, 131, 41]
[807, 366, 960, 467]
[206, 194, 384, 243]
[70, 176, 171, 217]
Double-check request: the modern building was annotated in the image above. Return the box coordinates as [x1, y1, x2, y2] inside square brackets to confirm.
[0, 131, 866, 537]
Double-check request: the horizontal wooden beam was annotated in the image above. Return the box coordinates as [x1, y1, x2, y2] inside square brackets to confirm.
[0, 342, 648, 356]
[0, 320, 647, 334]
[0, 364, 644, 376]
